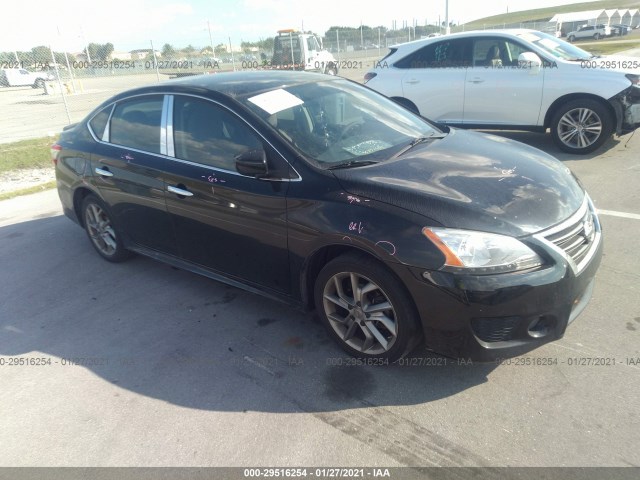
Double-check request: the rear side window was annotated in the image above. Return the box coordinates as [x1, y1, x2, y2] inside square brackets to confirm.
[88, 106, 111, 140]
[395, 39, 471, 69]
[109, 96, 163, 154]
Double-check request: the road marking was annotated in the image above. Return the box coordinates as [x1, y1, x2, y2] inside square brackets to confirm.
[597, 209, 640, 220]
[243, 355, 277, 377]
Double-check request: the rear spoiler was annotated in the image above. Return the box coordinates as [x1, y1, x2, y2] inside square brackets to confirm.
[63, 123, 78, 131]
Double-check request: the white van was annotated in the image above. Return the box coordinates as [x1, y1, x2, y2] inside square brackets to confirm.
[0, 68, 53, 88]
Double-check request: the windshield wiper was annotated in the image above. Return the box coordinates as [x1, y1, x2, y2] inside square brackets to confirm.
[392, 135, 440, 158]
[327, 160, 379, 170]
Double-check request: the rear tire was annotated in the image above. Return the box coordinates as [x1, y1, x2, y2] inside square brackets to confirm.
[568, 35, 575, 42]
[33, 78, 45, 89]
[594, 33, 601, 40]
[81, 195, 132, 262]
[550, 99, 613, 154]
[314, 253, 421, 362]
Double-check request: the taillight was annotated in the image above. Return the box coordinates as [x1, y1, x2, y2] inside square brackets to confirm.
[51, 143, 62, 165]
[364, 72, 377, 83]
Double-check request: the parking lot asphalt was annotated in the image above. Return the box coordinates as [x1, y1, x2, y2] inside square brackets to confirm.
[1, 127, 639, 468]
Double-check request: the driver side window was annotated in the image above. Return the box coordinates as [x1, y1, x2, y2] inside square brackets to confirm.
[173, 97, 262, 171]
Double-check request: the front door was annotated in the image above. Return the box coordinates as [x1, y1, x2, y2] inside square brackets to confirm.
[163, 95, 291, 294]
[463, 37, 545, 126]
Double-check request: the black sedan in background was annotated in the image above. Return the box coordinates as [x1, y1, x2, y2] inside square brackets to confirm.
[54, 71, 602, 362]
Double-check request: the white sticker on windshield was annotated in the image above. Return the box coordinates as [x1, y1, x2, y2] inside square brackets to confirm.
[518, 33, 540, 43]
[247, 88, 304, 114]
[538, 38, 560, 50]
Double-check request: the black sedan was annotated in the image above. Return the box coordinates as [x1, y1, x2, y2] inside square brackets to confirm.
[53, 71, 602, 362]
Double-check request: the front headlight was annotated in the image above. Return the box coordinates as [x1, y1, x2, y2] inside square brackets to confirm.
[422, 227, 543, 274]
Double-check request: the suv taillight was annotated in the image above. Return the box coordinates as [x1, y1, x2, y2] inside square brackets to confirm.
[51, 143, 62, 165]
[364, 72, 377, 83]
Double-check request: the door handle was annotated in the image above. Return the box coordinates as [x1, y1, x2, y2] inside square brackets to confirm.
[167, 185, 194, 197]
[95, 167, 113, 177]
[468, 78, 485, 84]
[405, 79, 420, 85]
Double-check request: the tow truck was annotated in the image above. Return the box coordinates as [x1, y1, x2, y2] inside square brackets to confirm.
[270, 29, 338, 75]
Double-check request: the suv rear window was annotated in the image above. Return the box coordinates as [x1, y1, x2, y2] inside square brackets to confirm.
[395, 39, 472, 69]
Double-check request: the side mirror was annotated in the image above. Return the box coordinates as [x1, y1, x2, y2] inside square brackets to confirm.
[235, 148, 268, 178]
[518, 52, 542, 75]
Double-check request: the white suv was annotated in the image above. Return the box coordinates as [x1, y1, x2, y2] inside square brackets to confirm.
[567, 24, 611, 42]
[364, 30, 640, 154]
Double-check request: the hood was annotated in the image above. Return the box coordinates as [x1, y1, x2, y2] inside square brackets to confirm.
[331, 129, 585, 237]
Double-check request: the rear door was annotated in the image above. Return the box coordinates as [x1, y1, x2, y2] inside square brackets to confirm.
[162, 95, 292, 294]
[89, 94, 178, 255]
[398, 38, 472, 123]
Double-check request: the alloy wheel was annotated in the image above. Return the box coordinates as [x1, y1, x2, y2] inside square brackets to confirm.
[556, 107, 603, 150]
[84, 203, 117, 257]
[322, 272, 398, 354]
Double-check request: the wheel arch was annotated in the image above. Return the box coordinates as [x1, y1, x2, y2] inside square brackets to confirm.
[72, 187, 100, 227]
[543, 93, 616, 130]
[301, 244, 401, 310]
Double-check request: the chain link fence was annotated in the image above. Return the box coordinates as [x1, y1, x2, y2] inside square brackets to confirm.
[1, 34, 387, 144]
[1, 21, 564, 144]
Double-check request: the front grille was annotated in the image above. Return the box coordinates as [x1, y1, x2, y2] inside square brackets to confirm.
[544, 207, 598, 271]
[471, 316, 520, 343]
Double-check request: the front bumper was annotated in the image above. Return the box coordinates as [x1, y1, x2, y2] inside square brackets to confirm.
[398, 200, 603, 362]
[611, 85, 640, 135]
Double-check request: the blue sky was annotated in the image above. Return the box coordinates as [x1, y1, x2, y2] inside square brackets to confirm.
[2, 0, 582, 52]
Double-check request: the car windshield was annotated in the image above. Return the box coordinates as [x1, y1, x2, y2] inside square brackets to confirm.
[516, 31, 593, 60]
[241, 78, 439, 167]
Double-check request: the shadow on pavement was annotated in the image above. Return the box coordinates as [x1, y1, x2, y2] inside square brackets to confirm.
[0, 215, 496, 415]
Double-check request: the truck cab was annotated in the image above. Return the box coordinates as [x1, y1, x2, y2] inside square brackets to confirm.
[271, 29, 338, 75]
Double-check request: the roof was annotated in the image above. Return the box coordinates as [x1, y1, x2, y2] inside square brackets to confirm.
[101, 71, 342, 105]
[165, 70, 337, 97]
[390, 29, 539, 49]
[549, 10, 604, 23]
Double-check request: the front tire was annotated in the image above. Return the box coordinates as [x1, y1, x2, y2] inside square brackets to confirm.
[314, 253, 421, 362]
[594, 33, 601, 40]
[33, 78, 45, 89]
[550, 99, 613, 154]
[81, 195, 132, 262]
[324, 64, 337, 76]
[568, 35, 575, 42]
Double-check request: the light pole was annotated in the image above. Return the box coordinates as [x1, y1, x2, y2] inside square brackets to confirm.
[80, 26, 91, 63]
[445, 0, 450, 35]
[207, 20, 215, 56]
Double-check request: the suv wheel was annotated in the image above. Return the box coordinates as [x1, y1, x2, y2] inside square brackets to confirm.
[32, 78, 45, 89]
[568, 35, 575, 42]
[594, 33, 601, 40]
[550, 99, 613, 154]
[314, 253, 421, 361]
[81, 195, 132, 262]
